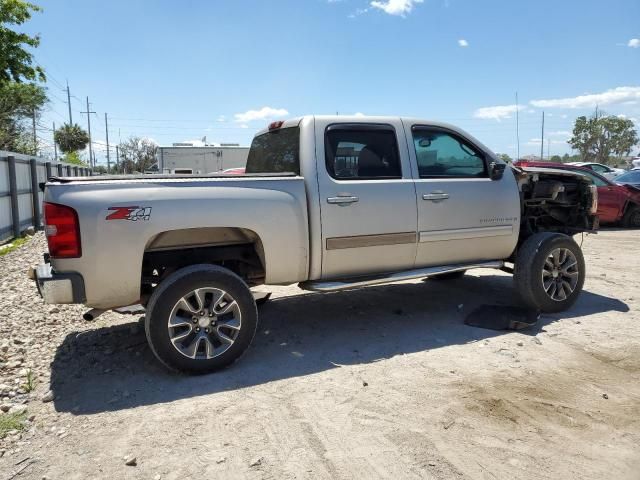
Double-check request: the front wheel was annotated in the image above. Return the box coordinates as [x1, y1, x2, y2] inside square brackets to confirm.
[513, 233, 585, 313]
[145, 264, 258, 374]
[623, 205, 640, 228]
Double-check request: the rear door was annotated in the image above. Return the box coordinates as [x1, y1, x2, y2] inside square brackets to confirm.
[405, 124, 520, 267]
[315, 120, 418, 278]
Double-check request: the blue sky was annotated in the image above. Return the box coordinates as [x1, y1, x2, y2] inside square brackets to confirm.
[23, 0, 640, 164]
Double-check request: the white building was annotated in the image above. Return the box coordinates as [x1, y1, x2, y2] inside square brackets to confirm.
[156, 142, 250, 174]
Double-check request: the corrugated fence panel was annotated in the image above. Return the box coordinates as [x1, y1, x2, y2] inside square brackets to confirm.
[0, 196, 12, 242]
[0, 151, 93, 240]
[16, 161, 31, 191]
[0, 159, 8, 192]
[17, 193, 33, 226]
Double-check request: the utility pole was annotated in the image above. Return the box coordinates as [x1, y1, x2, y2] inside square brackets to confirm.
[515, 92, 520, 161]
[547, 138, 550, 159]
[81, 97, 96, 168]
[53, 122, 58, 161]
[115, 145, 120, 174]
[105, 113, 111, 173]
[32, 110, 37, 156]
[540, 111, 545, 160]
[66, 81, 73, 124]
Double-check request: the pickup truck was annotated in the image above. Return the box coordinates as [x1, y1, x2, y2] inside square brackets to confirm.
[32, 116, 598, 373]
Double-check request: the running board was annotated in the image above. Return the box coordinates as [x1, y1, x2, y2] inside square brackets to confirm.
[299, 261, 504, 293]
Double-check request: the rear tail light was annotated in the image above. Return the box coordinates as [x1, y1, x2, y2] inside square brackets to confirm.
[44, 202, 81, 258]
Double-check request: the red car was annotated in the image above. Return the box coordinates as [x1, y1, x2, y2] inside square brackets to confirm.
[514, 161, 640, 228]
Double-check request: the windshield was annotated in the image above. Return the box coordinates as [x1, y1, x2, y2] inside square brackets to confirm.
[245, 127, 300, 174]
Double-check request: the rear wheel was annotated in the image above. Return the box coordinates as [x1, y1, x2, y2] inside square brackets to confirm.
[145, 264, 258, 374]
[514, 233, 585, 313]
[623, 205, 640, 228]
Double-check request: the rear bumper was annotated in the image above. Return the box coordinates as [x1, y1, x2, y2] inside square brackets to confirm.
[29, 262, 86, 304]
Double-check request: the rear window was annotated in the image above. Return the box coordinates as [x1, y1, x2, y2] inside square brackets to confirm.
[245, 127, 300, 174]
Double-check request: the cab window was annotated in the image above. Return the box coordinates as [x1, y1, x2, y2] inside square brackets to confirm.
[412, 128, 487, 178]
[325, 126, 402, 180]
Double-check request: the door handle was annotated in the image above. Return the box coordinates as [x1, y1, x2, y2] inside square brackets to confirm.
[422, 192, 449, 201]
[327, 196, 359, 205]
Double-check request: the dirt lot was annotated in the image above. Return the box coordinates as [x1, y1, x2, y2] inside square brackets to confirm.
[1, 231, 639, 480]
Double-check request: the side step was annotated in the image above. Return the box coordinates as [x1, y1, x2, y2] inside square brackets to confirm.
[299, 261, 504, 293]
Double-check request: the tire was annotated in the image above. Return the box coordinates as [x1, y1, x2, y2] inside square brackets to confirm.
[513, 233, 585, 313]
[622, 205, 640, 228]
[429, 270, 466, 280]
[145, 264, 258, 374]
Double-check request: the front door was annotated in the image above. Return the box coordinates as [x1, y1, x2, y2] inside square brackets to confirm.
[315, 121, 418, 279]
[406, 124, 520, 267]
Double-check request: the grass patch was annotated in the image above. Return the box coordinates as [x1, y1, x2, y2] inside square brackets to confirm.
[0, 411, 27, 438]
[0, 235, 31, 256]
[23, 369, 36, 393]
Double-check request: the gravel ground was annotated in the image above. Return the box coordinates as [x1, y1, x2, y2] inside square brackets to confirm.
[0, 231, 639, 480]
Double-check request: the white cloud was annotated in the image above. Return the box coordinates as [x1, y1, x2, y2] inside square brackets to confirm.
[530, 86, 640, 109]
[353, 112, 366, 117]
[216, 115, 226, 122]
[458, 39, 468, 47]
[370, 0, 423, 16]
[473, 104, 522, 121]
[549, 130, 571, 137]
[234, 106, 289, 123]
[628, 38, 640, 48]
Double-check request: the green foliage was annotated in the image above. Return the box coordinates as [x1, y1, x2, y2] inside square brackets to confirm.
[0, 0, 44, 83]
[496, 153, 512, 163]
[54, 123, 90, 153]
[23, 368, 35, 392]
[62, 150, 87, 166]
[0, 411, 27, 438]
[569, 112, 639, 164]
[0, 80, 46, 152]
[118, 136, 158, 172]
[0, 234, 29, 256]
[550, 155, 562, 162]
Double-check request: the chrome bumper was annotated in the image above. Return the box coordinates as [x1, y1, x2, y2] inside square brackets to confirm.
[29, 262, 86, 304]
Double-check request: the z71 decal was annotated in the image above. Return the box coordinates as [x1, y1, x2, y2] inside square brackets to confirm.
[106, 206, 152, 221]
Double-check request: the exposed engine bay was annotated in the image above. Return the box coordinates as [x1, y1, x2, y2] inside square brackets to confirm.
[513, 166, 599, 241]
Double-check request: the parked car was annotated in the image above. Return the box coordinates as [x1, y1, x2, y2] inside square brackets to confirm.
[32, 116, 598, 373]
[614, 170, 640, 188]
[515, 161, 640, 227]
[566, 162, 625, 180]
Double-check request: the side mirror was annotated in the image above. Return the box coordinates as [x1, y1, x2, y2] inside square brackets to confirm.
[489, 161, 506, 180]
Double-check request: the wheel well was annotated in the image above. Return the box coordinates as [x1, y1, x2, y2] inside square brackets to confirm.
[141, 227, 266, 303]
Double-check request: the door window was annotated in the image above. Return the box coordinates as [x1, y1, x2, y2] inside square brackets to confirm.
[325, 126, 402, 180]
[412, 128, 487, 178]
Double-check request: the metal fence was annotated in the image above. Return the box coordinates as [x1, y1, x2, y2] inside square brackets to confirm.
[0, 151, 92, 242]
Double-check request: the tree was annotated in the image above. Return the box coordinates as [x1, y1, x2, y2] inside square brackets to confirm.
[62, 150, 86, 166]
[497, 153, 512, 163]
[0, 80, 46, 152]
[54, 123, 90, 153]
[118, 136, 157, 172]
[569, 111, 639, 164]
[550, 155, 562, 162]
[0, 0, 45, 83]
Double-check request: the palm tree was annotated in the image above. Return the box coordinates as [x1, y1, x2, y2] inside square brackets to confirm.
[54, 123, 90, 153]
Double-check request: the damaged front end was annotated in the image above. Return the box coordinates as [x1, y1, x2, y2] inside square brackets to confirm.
[514, 166, 599, 239]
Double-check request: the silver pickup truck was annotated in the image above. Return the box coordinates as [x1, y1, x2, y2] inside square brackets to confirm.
[32, 115, 598, 373]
